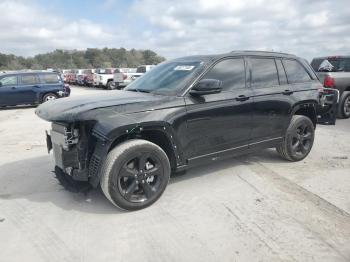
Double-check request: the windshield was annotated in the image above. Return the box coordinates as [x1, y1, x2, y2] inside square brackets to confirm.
[311, 58, 350, 72]
[125, 61, 203, 95]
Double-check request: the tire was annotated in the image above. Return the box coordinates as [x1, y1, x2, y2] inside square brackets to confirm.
[106, 81, 114, 90]
[42, 93, 58, 103]
[276, 115, 315, 162]
[100, 139, 171, 211]
[337, 92, 350, 119]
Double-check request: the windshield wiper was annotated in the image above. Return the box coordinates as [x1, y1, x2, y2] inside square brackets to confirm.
[127, 89, 151, 93]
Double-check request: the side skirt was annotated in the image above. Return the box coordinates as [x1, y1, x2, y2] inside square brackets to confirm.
[184, 137, 283, 169]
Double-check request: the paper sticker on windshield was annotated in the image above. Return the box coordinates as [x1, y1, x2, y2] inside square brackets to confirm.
[174, 65, 195, 71]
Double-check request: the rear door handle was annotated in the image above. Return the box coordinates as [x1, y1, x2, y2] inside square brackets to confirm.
[282, 89, 293, 95]
[235, 95, 250, 102]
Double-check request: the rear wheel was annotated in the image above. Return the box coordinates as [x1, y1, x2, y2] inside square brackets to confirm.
[42, 93, 57, 103]
[337, 92, 350, 119]
[100, 139, 171, 211]
[276, 115, 315, 161]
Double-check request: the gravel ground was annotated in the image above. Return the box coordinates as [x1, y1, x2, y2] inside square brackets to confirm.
[0, 86, 349, 262]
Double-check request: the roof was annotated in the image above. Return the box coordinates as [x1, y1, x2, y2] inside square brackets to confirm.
[173, 50, 298, 63]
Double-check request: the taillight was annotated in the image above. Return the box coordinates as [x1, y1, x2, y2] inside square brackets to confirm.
[324, 75, 334, 88]
[122, 73, 127, 80]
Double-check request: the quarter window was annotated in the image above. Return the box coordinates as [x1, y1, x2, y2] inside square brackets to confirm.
[283, 59, 311, 84]
[204, 58, 246, 91]
[21, 74, 39, 85]
[41, 74, 60, 84]
[250, 58, 279, 88]
[0, 76, 17, 86]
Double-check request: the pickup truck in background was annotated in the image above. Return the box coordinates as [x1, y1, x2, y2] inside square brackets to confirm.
[311, 56, 350, 118]
[93, 68, 115, 89]
[76, 69, 95, 86]
[113, 65, 155, 89]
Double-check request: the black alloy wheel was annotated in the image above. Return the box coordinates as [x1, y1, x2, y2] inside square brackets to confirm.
[277, 115, 315, 161]
[290, 123, 313, 158]
[117, 152, 164, 203]
[100, 140, 170, 210]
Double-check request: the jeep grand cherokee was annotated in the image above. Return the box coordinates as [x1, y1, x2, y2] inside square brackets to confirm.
[36, 51, 337, 210]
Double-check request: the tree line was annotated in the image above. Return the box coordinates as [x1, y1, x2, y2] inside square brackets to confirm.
[0, 48, 166, 70]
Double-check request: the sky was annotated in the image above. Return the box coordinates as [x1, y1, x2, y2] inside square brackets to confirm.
[0, 0, 349, 60]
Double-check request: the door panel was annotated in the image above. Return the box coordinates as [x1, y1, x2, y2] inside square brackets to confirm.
[18, 74, 41, 104]
[184, 88, 253, 159]
[249, 57, 294, 142]
[0, 75, 18, 106]
[251, 86, 295, 140]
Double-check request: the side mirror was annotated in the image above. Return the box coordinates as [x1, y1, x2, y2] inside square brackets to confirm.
[190, 79, 222, 96]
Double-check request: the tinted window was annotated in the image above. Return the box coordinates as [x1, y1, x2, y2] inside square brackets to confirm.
[41, 73, 60, 84]
[275, 59, 287, 85]
[21, 74, 39, 85]
[283, 59, 311, 83]
[250, 58, 279, 88]
[0, 75, 17, 86]
[204, 58, 246, 91]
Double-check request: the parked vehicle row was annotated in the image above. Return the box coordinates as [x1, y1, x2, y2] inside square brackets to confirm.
[62, 65, 156, 89]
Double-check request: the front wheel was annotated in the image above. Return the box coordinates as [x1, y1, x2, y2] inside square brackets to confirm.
[276, 115, 315, 161]
[100, 139, 171, 211]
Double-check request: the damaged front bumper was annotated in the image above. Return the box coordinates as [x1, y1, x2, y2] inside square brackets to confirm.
[46, 122, 107, 187]
[46, 123, 89, 181]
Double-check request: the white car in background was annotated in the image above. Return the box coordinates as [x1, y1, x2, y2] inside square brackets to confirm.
[93, 68, 115, 89]
[113, 65, 155, 89]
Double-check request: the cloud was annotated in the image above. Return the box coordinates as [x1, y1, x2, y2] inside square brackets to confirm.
[130, 0, 350, 60]
[0, 0, 350, 61]
[0, 0, 119, 56]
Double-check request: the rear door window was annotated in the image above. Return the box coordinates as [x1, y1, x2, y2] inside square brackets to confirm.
[204, 58, 246, 91]
[275, 59, 288, 85]
[250, 58, 279, 88]
[21, 74, 40, 85]
[0, 75, 17, 86]
[283, 59, 311, 84]
[40, 73, 60, 84]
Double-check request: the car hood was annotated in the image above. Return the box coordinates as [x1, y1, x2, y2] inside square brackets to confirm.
[35, 90, 176, 122]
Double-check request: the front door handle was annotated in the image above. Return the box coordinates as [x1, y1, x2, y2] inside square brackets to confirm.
[11, 86, 16, 90]
[282, 89, 293, 95]
[235, 95, 250, 102]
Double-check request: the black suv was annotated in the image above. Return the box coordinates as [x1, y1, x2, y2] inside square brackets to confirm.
[36, 51, 336, 210]
[0, 71, 70, 107]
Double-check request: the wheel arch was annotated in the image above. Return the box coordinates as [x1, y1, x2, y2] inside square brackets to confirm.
[40, 91, 58, 103]
[291, 102, 317, 127]
[106, 124, 184, 172]
[344, 86, 350, 92]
